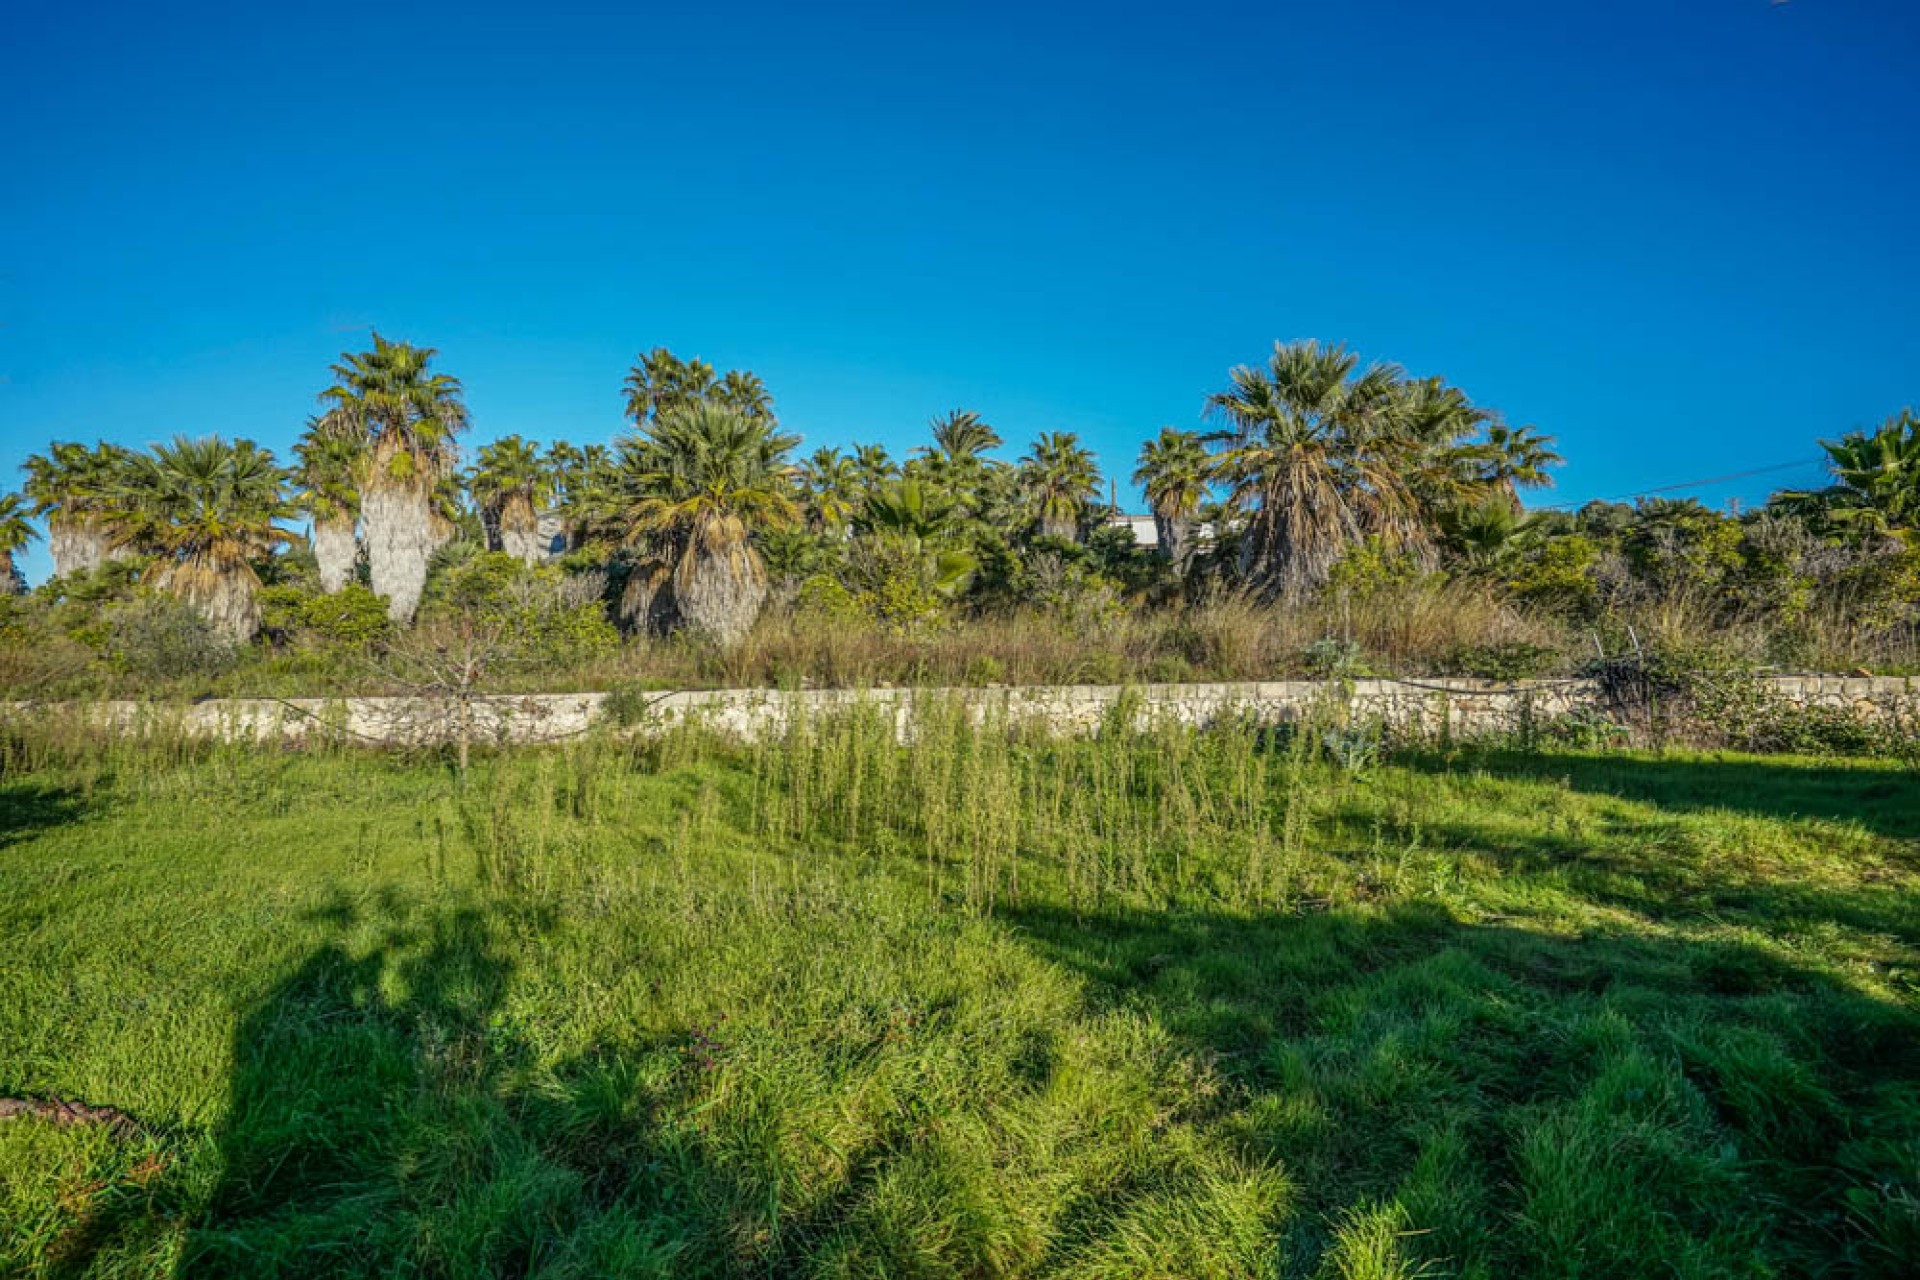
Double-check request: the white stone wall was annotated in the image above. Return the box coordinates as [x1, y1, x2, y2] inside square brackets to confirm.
[7, 676, 1913, 746]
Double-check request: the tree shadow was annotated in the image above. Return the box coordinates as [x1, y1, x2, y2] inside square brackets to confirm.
[181, 897, 521, 1273]
[36, 886, 850, 1278]
[0, 781, 90, 849]
[1002, 897, 1920, 1276]
[1414, 747, 1920, 842]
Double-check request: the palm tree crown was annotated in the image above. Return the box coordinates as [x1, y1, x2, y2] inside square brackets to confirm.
[0, 492, 39, 593]
[1831, 410, 1918, 533]
[1134, 428, 1210, 572]
[21, 440, 135, 578]
[800, 447, 863, 531]
[617, 403, 800, 646]
[291, 417, 365, 593]
[320, 332, 468, 486]
[1019, 432, 1101, 541]
[1205, 340, 1427, 595]
[928, 410, 1002, 463]
[110, 435, 294, 639]
[291, 418, 362, 523]
[318, 333, 469, 621]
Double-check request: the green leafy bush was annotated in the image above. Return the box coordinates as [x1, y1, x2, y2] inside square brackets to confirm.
[1301, 637, 1368, 678]
[102, 595, 236, 682]
[1505, 535, 1600, 617]
[1444, 641, 1560, 681]
[259, 584, 393, 648]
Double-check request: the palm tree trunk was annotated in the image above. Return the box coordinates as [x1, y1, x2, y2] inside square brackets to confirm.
[49, 517, 108, 579]
[0, 549, 19, 595]
[499, 496, 544, 567]
[362, 479, 435, 624]
[312, 514, 358, 594]
[673, 540, 766, 649]
[165, 560, 261, 643]
[618, 556, 675, 635]
[1040, 513, 1077, 542]
[1162, 514, 1195, 578]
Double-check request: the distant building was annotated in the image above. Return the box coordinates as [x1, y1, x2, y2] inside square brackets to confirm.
[1107, 513, 1160, 548]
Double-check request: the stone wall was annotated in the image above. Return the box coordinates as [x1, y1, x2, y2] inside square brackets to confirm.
[7, 676, 1914, 745]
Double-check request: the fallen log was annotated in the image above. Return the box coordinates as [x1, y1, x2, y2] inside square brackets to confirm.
[0, 1096, 147, 1138]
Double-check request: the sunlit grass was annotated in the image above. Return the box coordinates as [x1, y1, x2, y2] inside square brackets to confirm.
[1, 721, 1915, 1277]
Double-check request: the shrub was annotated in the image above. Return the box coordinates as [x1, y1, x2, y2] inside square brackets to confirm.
[1301, 637, 1369, 678]
[102, 595, 236, 682]
[1444, 641, 1559, 681]
[1506, 535, 1601, 618]
[1325, 537, 1422, 601]
[259, 584, 393, 648]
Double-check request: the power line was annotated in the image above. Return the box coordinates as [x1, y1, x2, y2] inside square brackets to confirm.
[1537, 457, 1827, 511]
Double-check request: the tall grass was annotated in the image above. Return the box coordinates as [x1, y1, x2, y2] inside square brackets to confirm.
[4, 715, 1918, 1275]
[736, 692, 1348, 916]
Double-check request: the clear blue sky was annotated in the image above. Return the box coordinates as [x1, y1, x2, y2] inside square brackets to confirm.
[4, 0, 1916, 584]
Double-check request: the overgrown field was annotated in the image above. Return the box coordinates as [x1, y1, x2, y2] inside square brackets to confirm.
[2, 716, 1917, 1277]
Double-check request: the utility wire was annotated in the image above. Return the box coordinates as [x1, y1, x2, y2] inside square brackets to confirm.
[1536, 457, 1827, 511]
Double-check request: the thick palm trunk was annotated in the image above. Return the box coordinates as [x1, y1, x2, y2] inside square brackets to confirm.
[312, 514, 358, 594]
[49, 517, 109, 579]
[0, 549, 20, 595]
[673, 541, 766, 649]
[166, 561, 261, 643]
[1040, 513, 1077, 542]
[362, 479, 436, 624]
[498, 496, 544, 566]
[618, 556, 675, 635]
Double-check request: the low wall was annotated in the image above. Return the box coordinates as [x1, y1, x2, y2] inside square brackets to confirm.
[5, 676, 1915, 745]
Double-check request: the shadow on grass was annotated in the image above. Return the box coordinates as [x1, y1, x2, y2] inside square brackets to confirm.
[166, 894, 744, 1277]
[1004, 898, 1920, 1277]
[1418, 747, 1920, 842]
[0, 782, 89, 849]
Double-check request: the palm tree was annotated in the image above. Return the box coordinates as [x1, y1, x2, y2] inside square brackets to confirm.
[0, 493, 39, 594]
[623, 348, 718, 425]
[291, 418, 362, 593]
[616, 402, 800, 647]
[318, 333, 470, 623]
[799, 447, 863, 532]
[927, 409, 1002, 463]
[548, 442, 619, 548]
[21, 441, 133, 578]
[1390, 377, 1491, 522]
[1778, 409, 1920, 541]
[848, 478, 980, 618]
[1132, 428, 1209, 576]
[852, 443, 899, 491]
[913, 410, 1005, 519]
[469, 435, 554, 565]
[1019, 431, 1100, 541]
[109, 436, 294, 640]
[1204, 340, 1422, 597]
[1439, 493, 1543, 576]
[1478, 421, 1563, 507]
[713, 370, 775, 422]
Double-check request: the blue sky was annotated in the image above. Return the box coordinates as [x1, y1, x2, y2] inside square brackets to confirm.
[3, 0, 1916, 583]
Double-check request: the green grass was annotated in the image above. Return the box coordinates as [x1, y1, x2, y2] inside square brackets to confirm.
[1, 717, 1916, 1277]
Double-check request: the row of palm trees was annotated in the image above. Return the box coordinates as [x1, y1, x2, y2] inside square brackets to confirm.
[22, 334, 1905, 653]
[6, 337, 1565, 645]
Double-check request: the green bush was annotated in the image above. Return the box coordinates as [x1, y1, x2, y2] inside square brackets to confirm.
[1301, 637, 1368, 678]
[1325, 537, 1422, 601]
[1505, 535, 1600, 617]
[795, 573, 864, 623]
[259, 584, 393, 648]
[1444, 641, 1559, 681]
[102, 595, 236, 682]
